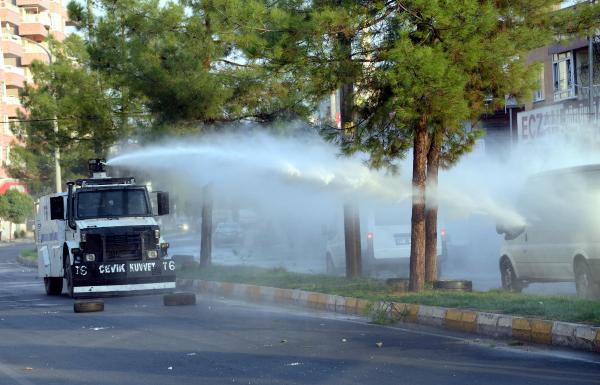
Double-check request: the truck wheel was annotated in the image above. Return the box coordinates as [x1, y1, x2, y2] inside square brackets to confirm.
[500, 258, 523, 293]
[325, 253, 335, 274]
[74, 300, 104, 313]
[163, 292, 196, 306]
[575, 260, 600, 300]
[44, 277, 63, 296]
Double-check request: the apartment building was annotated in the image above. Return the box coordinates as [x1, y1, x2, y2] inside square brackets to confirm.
[511, 1, 600, 145]
[0, 0, 69, 186]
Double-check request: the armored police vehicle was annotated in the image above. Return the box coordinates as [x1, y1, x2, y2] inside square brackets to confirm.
[36, 159, 175, 297]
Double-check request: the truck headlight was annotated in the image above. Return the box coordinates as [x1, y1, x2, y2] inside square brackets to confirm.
[147, 250, 158, 259]
[154, 229, 160, 239]
[84, 253, 95, 262]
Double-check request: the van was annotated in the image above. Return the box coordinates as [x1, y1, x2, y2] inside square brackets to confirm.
[497, 165, 600, 299]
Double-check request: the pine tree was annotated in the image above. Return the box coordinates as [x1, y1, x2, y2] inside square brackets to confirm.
[222, 0, 600, 290]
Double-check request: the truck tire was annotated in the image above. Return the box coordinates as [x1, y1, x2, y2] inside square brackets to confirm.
[163, 292, 196, 306]
[575, 260, 600, 300]
[500, 257, 523, 293]
[74, 300, 104, 313]
[65, 265, 74, 298]
[433, 280, 472, 292]
[44, 277, 63, 296]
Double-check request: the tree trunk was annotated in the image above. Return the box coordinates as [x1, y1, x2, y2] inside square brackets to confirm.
[200, 185, 213, 268]
[425, 130, 442, 284]
[409, 120, 429, 292]
[343, 203, 362, 278]
[203, 0, 213, 70]
[337, 24, 361, 278]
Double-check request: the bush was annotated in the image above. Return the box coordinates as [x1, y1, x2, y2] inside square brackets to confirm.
[13, 230, 19, 239]
[19, 230, 26, 238]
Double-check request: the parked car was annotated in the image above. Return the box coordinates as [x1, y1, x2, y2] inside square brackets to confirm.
[496, 164, 600, 299]
[214, 222, 244, 246]
[324, 204, 447, 278]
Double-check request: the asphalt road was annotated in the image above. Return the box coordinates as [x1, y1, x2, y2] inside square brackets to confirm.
[1, 243, 599, 385]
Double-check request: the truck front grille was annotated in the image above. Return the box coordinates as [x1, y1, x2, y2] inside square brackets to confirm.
[105, 234, 143, 259]
[83, 228, 156, 261]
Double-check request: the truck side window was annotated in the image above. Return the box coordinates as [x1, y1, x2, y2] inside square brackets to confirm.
[49, 196, 65, 220]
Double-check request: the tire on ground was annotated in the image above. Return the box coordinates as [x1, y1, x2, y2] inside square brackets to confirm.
[433, 280, 472, 292]
[74, 300, 104, 313]
[163, 292, 196, 306]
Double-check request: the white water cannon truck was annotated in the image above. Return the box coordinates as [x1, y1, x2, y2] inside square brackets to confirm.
[36, 159, 175, 297]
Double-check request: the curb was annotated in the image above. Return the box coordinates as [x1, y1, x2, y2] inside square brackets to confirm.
[16, 255, 37, 268]
[178, 278, 600, 353]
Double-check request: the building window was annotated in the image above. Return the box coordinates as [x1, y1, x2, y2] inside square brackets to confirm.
[553, 51, 575, 100]
[533, 65, 545, 102]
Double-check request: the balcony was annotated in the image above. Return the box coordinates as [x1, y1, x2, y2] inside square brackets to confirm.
[0, 1, 21, 25]
[2, 65, 25, 88]
[16, 0, 50, 11]
[22, 13, 51, 28]
[21, 50, 49, 66]
[18, 20, 48, 42]
[0, 35, 23, 58]
[2, 96, 24, 118]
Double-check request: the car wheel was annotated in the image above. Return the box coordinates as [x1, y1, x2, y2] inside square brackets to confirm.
[500, 258, 523, 293]
[325, 253, 335, 274]
[74, 300, 104, 313]
[575, 260, 600, 300]
[44, 277, 63, 296]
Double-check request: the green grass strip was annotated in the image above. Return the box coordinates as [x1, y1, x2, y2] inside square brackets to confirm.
[179, 264, 600, 325]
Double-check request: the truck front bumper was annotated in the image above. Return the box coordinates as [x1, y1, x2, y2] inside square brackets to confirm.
[70, 259, 177, 297]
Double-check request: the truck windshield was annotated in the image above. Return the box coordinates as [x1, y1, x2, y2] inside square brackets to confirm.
[76, 189, 150, 219]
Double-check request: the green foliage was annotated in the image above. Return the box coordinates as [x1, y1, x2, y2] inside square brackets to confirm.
[0, 190, 34, 224]
[16, 0, 600, 196]
[10, 35, 121, 195]
[75, 0, 311, 127]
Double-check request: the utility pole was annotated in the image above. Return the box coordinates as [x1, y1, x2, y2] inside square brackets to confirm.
[200, 184, 213, 268]
[589, 0, 595, 120]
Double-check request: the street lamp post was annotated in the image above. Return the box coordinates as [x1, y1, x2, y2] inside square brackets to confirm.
[21, 37, 61, 193]
[505, 95, 519, 147]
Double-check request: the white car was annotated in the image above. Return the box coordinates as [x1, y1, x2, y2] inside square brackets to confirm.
[496, 165, 600, 299]
[324, 204, 447, 278]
